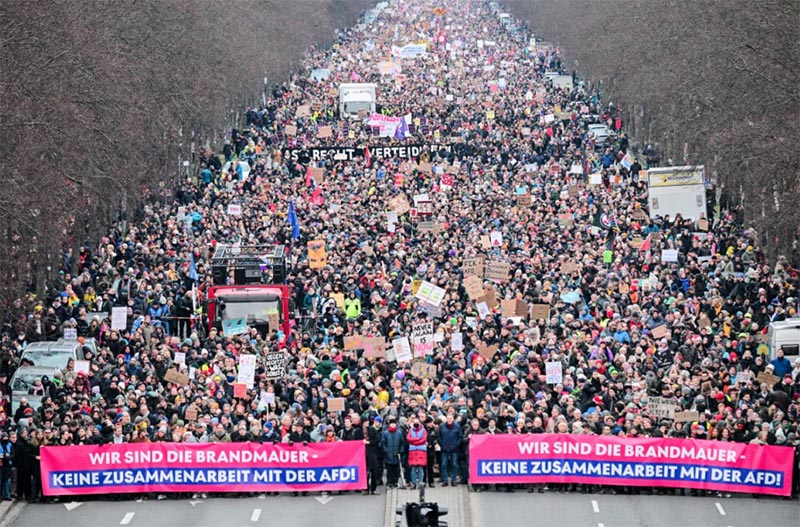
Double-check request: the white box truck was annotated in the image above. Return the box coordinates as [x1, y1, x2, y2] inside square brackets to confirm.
[338, 83, 377, 119]
[647, 165, 707, 221]
[767, 318, 800, 363]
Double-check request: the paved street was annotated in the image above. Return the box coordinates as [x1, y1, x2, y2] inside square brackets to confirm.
[6, 493, 385, 527]
[6, 491, 798, 527]
[471, 492, 800, 527]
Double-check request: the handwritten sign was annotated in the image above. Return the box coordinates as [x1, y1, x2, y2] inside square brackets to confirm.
[111, 307, 127, 330]
[411, 321, 434, 357]
[673, 410, 700, 423]
[756, 371, 780, 387]
[647, 396, 681, 419]
[545, 362, 563, 384]
[164, 368, 190, 386]
[462, 257, 485, 278]
[327, 397, 346, 412]
[485, 261, 511, 283]
[651, 325, 668, 339]
[477, 343, 499, 361]
[411, 362, 437, 379]
[392, 337, 413, 363]
[531, 304, 550, 321]
[264, 352, 285, 380]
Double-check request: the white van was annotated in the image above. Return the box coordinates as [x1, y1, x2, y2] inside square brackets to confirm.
[767, 318, 800, 363]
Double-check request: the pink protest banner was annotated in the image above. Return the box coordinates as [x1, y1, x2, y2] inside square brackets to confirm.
[469, 434, 792, 496]
[41, 441, 366, 496]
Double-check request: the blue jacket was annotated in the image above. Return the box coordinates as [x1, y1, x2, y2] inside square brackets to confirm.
[438, 422, 462, 453]
[381, 429, 404, 463]
[771, 357, 792, 378]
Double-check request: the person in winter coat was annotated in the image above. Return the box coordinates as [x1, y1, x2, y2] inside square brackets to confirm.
[14, 428, 34, 501]
[344, 292, 361, 320]
[315, 355, 336, 379]
[438, 414, 462, 486]
[770, 348, 793, 378]
[406, 416, 428, 489]
[0, 433, 13, 500]
[364, 416, 382, 495]
[380, 418, 405, 488]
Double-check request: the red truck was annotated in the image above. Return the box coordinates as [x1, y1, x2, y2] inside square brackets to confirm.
[203, 244, 293, 338]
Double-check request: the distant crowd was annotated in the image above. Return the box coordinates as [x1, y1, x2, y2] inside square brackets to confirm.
[1, 0, 799, 502]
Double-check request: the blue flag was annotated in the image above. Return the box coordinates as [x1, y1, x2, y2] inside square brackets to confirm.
[188, 253, 199, 282]
[288, 200, 300, 240]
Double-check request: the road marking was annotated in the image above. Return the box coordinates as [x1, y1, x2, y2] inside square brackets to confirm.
[315, 493, 334, 504]
[591, 500, 600, 513]
[64, 502, 83, 511]
[715, 502, 726, 516]
[120, 512, 135, 525]
[251, 509, 262, 522]
[189, 500, 202, 506]
[598, 523, 605, 527]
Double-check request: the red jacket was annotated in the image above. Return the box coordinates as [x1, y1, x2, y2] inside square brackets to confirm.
[406, 426, 428, 466]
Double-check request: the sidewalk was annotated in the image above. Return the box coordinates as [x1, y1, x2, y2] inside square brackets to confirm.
[0, 501, 25, 527]
[384, 484, 470, 526]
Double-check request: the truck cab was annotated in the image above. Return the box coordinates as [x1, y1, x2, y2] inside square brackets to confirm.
[205, 244, 293, 339]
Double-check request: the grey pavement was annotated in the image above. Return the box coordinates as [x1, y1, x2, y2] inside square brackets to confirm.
[385, 484, 470, 527]
[8, 489, 797, 527]
[6, 493, 385, 527]
[470, 491, 800, 527]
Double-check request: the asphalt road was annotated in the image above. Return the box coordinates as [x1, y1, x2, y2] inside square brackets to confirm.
[471, 491, 800, 527]
[7, 491, 798, 527]
[6, 493, 386, 527]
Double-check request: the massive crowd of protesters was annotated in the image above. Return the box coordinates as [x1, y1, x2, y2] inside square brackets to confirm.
[0, 0, 799, 503]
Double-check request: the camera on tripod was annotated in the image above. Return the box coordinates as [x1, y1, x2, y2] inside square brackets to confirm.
[394, 484, 448, 527]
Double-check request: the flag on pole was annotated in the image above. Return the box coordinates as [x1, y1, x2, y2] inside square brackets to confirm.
[394, 114, 410, 140]
[288, 200, 300, 241]
[310, 187, 324, 206]
[188, 253, 199, 281]
[639, 234, 652, 252]
[364, 146, 372, 168]
[621, 153, 633, 171]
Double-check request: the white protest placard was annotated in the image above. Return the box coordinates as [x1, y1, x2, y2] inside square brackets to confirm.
[476, 301, 490, 320]
[227, 204, 242, 216]
[545, 361, 563, 384]
[237, 354, 257, 387]
[411, 321, 434, 357]
[661, 249, 679, 263]
[451, 332, 464, 351]
[415, 280, 446, 307]
[490, 230, 503, 247]
[111, 307, 127, 330]
[647, 396, 680, 419]
[260, 391, 276, 406]
[589, 173, 603, 185]
[75, 360, 91, 376]
[392, 337, 413, 363]
[63, 328, 78, 341]
[174, 352, 186, 365]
